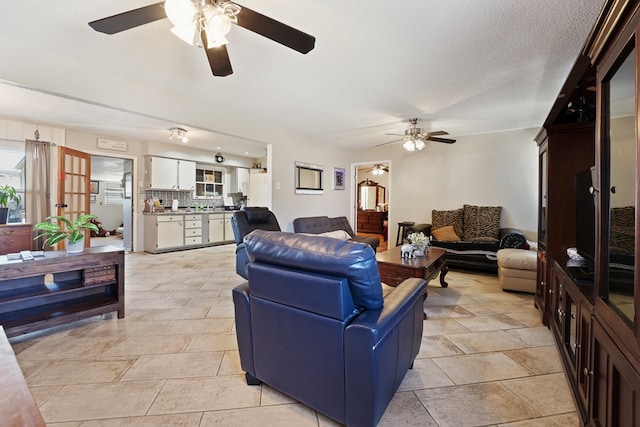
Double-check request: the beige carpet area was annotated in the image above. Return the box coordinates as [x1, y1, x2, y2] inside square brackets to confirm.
[9, 244, 578, 426]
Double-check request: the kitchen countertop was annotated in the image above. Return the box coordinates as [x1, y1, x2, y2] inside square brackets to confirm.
[143, 209, 239, 215]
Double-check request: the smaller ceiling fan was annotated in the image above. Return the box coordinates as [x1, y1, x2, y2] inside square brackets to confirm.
[88, 0, 315, 77]
[364, 164, 388, 175]
[376, 118, 456, 151]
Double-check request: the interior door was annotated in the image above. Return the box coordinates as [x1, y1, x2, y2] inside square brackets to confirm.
[57, 146, 91, 249]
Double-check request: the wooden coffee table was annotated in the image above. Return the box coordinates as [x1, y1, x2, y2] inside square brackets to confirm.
[376, 246, 448, 318]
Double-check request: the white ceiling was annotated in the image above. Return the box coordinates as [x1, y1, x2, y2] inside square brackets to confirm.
[0, 1, 605, 156]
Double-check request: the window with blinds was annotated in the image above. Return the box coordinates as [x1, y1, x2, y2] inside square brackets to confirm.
[104, 181, 124, 204]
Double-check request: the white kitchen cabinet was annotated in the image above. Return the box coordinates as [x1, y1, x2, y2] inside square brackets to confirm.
[224, 214, 234, 241]
[146, 157, 196, 190]
[178, 160, 196, 191]
[208, 214, 225, 243]
[184, 214, 203, 245]
[156, 215, 184, 249]
[146, 157, 178, 189]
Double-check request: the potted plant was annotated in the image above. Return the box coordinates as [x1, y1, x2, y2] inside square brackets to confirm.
[33, 214, 99, 253]
[0, 185, 21, 224]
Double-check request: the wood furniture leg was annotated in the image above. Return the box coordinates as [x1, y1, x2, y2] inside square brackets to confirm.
[439, 263, 449, 288]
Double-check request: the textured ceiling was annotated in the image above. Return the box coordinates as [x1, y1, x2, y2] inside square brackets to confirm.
[0, 1, 605, 155]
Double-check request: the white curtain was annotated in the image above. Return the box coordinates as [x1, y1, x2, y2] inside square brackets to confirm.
[25, 139, 51, 250]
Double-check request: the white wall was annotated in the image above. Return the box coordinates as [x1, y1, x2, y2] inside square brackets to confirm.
[268, 131, 352, 232]
[349, 128, 540, 241]
[2, 117, 541, 249]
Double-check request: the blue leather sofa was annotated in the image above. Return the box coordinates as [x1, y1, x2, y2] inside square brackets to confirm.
[232, 230, 425, 427]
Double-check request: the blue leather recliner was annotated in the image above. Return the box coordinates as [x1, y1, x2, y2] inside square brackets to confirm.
[232, 230, 426, 427]
[231, 207, 281, 279]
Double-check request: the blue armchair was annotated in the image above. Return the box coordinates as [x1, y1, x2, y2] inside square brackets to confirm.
[232, 230, 425, 427]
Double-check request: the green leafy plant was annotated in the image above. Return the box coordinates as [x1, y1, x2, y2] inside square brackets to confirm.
[0, 185, 20, 208]
[33, 214, 99, 246]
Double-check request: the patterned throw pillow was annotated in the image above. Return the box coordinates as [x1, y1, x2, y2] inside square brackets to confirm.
[610, 206, 634, 255]
[463, 204, 502, 240]
[431, 209, 464, 238]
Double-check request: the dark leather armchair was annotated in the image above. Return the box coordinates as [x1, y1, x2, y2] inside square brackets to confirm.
[232, 230, 425, 427]
[230, 207, 281, 279]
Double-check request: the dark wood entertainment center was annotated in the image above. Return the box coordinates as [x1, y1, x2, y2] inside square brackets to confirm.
[0, 246, 124, 337]
[536, 1, 640, 424]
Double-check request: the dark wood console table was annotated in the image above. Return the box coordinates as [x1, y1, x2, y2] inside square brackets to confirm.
[0, 246, 124, 337]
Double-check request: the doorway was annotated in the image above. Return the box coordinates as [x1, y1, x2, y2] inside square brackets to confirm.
[353, 161, 390, 250]
[89, 155, 134, 251]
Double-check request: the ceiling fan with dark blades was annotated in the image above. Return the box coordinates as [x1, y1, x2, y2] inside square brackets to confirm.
[88, 0, 316, 77]
[375, 118, 456, 151]
[363, 164, 389, 175]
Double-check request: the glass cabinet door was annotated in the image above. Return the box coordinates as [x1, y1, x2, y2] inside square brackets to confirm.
[605, 45, 636, 326]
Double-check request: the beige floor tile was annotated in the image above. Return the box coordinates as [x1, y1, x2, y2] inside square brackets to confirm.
[200, 402, 318, 427]
[506, 326, 556, 347]
[505, 310, 545, 327]
[125, 307, 210, 321]
[454, 313, 526, 332]
[148, 375, 261, 414]
[77, 413, 204, 426]
[26, 357, 137, 386]
[497, 411, 580, 426]
[415, 382, 541, 426]
[503, 346, 564, 375]
[445, 330, 529, 353]
[101, 334, 193, 356]
[422, 318, 470, 336]
[121, 351, 224, 380]
[186, 332, 239, 352]
[16, 336, 116, 360]
[397, 358, 455, 391]
[416, 335, 465, 358]
[433, 352, 532, 384]
[82, 319, 170, 338]
[127, 298, 190, 309]
[6, 246, 579, 425]
[39, 380, 164, 423]
[260, 384, 297, 405]
[425, 304, 476, 319]
[218, 350, 243, 375]
[502, 373, 577, 416]
[161, 318, 235, 334]
[378, 391, 438, 426]
[460, 301, 527, 316]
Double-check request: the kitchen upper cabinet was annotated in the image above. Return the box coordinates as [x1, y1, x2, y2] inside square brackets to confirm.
[145, 156, 196, 190]
[178, 160, 196, 191]
[146, 157, 177, 189]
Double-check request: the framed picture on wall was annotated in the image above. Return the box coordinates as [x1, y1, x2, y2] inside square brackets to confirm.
[90, 180, 99, 194]
[333, 167, 345, 190]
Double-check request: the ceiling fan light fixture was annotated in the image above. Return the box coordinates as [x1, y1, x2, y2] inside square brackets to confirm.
[415, 139, 426, 151]
[372, 164, 385, 175]
[403, 139, 416, 152]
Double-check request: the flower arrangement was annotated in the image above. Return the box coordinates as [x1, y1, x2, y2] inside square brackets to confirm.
[407, 231, 429, 248]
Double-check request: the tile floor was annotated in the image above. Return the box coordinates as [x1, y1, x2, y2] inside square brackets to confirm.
[10, 244, 579, 426]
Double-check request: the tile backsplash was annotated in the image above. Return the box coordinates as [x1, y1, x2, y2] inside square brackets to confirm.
[143, 190, 224, 209]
